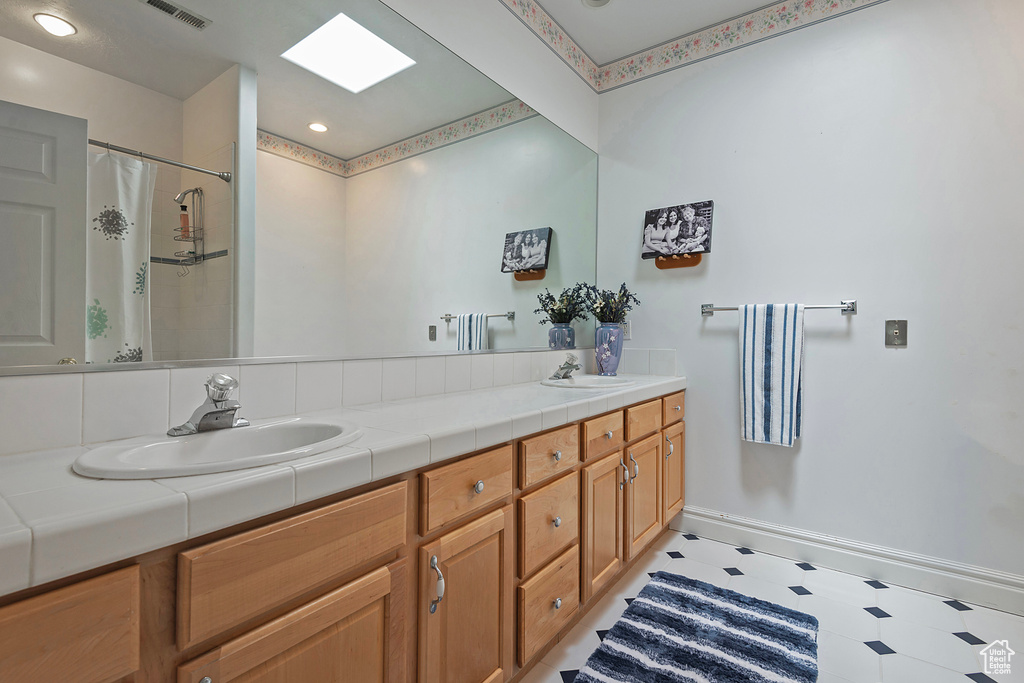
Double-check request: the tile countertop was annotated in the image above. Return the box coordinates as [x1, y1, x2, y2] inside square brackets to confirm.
[0, 374, 685, 598]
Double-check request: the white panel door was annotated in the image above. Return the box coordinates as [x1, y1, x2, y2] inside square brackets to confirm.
[0, 99, 87, 366]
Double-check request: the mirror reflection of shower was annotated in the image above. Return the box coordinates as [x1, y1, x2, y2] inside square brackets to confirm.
[173, 187, 204, 277]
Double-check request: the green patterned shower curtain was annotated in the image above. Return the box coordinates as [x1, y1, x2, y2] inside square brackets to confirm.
[86, 152, 156, 363]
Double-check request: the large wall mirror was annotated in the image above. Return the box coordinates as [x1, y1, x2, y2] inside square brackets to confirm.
[0, 0, 597, 373]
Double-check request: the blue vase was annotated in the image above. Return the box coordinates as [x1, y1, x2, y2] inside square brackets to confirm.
[548, 323, 575, 350]
[595, 323, 624, 376]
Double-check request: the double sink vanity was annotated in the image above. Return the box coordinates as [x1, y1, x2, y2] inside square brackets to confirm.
[0, 360, 685, 682]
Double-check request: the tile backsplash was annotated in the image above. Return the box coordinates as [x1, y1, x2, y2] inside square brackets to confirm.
[0, 349, 676, 457]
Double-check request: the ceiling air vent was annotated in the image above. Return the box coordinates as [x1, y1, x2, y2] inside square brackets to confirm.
[141, 0, 212, 30]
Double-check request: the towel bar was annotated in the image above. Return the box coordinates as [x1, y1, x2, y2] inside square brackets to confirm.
[701, 300, 856, 317]
[441, 312, 515, 322]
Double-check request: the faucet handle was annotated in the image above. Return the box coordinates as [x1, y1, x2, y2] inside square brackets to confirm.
[564, 352, 578, 365]
[205, 373, 239, 401]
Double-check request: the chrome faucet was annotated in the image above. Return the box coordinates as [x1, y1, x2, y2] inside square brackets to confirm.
[168, 373, 250, 436]
[550, 353, 582, 380]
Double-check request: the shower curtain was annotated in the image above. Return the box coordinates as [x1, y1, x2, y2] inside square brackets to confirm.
[86, 152, 157, 363]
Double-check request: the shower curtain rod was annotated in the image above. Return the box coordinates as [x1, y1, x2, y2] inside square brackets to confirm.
[88, 139, 232, 183]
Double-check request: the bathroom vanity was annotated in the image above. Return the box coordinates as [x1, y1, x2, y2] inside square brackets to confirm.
[0, 377, 684, 682]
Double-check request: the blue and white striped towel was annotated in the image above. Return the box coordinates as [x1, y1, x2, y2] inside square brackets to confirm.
[740, 304, 805, 446]
[457, 313, 489, 351]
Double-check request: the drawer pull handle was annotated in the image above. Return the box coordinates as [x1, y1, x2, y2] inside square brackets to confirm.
[605, 430, 613, 439]
[429, 555, 445, 614]
[666, 436, 674, 458]
[554, 598, 563, 610]
[675, 405, 682, 412]
[620, 458, 628, 489]
[553, 516, 562, 528]
[629, 452, 639, 483]
[553, 450, 562, 462]
[473, 480, 485, 494]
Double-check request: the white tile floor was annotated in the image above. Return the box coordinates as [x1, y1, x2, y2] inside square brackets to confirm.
[520, 532, 1024, 683]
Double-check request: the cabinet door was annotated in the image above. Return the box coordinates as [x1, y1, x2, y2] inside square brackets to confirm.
[178, 562, 404, 683]
[625, 433, 662, 561]
[662, 421, 685, 522]
[581, 450, 625, 603]
[419, 506, 514, 683]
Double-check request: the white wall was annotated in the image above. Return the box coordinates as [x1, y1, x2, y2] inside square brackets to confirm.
[596, 0, 1024, 577]
[344, 116, 598, 356]
[380, 0, 599, 152]
[254, 152, 349, 357]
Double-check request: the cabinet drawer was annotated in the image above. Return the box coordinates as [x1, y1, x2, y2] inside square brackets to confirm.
[518, 472, 579, 578]
[519, 425, 579, 490]
[0, 566, 139, 683]
[517, 545, 579, 666]
[420, 444, 513, 535]
[626, 399, 663, 441]
[663, 391, 685, 424]
[581, 411, 624, 461]
[178, 481, 407, 649]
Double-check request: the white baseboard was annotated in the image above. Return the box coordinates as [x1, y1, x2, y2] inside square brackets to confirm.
[674, 506, 1024, 615]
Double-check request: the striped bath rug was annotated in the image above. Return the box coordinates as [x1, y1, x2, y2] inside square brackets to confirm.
[575, 572, 819, 682]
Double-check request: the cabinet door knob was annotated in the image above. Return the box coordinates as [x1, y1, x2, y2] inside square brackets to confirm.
[675, 405, 681, 412]
[554, 598, 563, 609]
[199, 678, 212, 683]
[473, 480, 485, 494]
[552, 450, 562, 462]
[553, 516, 562, 528]
[666, 436, 674, 458]
[605, 430, 613, 439]
[429, 555, 446, 614]
[629, 452, 639, 483]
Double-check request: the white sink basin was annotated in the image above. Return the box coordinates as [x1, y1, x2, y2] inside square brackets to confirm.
[73, 417, 362, 479]
[541, 375, 635, 389]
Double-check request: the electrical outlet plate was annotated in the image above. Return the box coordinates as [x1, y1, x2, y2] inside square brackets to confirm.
[622, 320, 631, 340]
[885, 320, 906, 347]
[428, 325, 436, 341]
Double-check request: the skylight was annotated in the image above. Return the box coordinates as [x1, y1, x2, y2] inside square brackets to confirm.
[282, 13, 415, 94]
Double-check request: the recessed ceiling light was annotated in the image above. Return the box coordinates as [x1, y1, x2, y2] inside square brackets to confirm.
[282, 12, 415, 94]
[582, 0, 611, 7]
[33, 13, 77, 37]
[308, 122, 328, 133]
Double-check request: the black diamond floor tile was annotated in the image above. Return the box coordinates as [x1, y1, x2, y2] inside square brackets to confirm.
[667, 550, 684, 559]
[944, 599, 972, 611]
[864, 640, 896, 655]
[596, 629, 609, 642]
[954, 632, 986, 646]
[624, 597, 635, 605]
[682, 533, 700, 540]
[966, 673, 997, 683]
[788, 585, 812, 595]
[864, 607, 892, 618]
[796, 562, 816, 571]
[560, 670, 579, 683]
[865, 579, 888, 589]
[648, 572, 657, 578]
[724, 567, 744, 576]
[736, 547, 754, 555]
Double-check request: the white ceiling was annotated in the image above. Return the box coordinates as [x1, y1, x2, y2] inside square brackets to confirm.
[0, 0, 512, 158]
[536, 0, 776, 65]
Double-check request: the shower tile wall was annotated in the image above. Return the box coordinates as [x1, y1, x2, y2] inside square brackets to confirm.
[151, 166, 182, 362]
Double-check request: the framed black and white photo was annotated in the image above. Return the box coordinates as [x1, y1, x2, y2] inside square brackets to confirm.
[500, 227, 552, 272]
[640, 200, 714, 259]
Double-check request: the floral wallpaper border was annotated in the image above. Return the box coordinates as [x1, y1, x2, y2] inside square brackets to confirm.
[257, 99, 538, 178]
[500, 0, 890, 92]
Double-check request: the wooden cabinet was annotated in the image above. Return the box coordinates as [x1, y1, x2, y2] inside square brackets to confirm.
[662, 421, 685, 523]
[625, 433, 662, 561]
[662, 391, 685, 424]
[0, 565, 139, 683]
[518, 472, 579, 579]
[518, 425, 578, 490]
[517, 546, 579, 666]
[178, 481, 407, 650]
[581, 450, 625, 603]
[178, 562, 406, 683]
[581, 411, 623, 461]
[625, 399, 662, 441]
[420, 445, 513, 535]
[419, 506, 514, 683]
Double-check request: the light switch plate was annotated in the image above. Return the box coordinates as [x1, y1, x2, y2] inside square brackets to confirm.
[428, 325, 436, 341]
[622, 320, 631, 340]
[885, 320, 906, 347]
